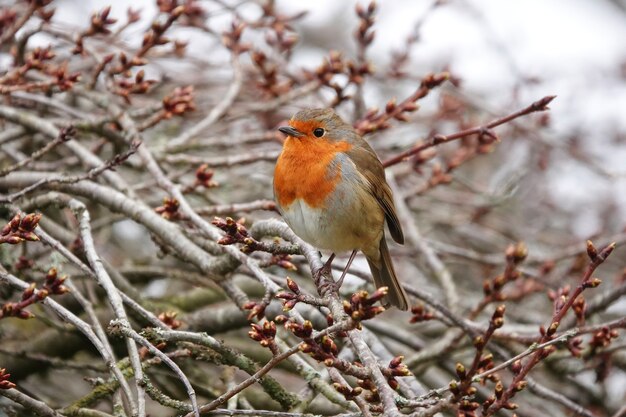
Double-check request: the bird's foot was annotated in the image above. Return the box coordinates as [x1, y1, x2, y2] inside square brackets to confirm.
[313, 253, 335, 290]
[334, 250, 358, 291]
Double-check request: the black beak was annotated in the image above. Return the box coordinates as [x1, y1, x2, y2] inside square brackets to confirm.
[278, 126, 304, 137]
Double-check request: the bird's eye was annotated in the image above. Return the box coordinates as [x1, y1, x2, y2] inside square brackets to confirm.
[313, 128, 325, 138]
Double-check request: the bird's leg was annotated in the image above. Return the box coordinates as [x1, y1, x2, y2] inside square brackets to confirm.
[320, 253, 335, 275]
[335, 250, 357, 290]
[313, 253, 335, 289]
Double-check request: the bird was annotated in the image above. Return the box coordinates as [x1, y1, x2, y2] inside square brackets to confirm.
[273, 108, 409, 310]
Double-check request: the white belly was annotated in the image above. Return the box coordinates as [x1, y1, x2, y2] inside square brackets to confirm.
[280, 199, 357, 252]
[280, 193, 383, 254]
[276, 153, 385, 254]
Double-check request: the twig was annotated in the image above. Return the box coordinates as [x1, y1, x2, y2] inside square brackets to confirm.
[526, 377, 595, 417]
[472, 329, 578, 382]
[329, 367, 373, 417]
[0, 347, 106, 372]
[0, 141, 139, 203]
[0, 173, 239, 280]
[0, 104, 131, 193]
[162, 150, 280, 167]
[204, 411, 362, 417]
[10, 91, 94, 120]
[483, 241, 616, 416]
[72, 200, 147, 417]
[108, 319, 200, 417]
[0, 3, 37, 45]
[0, 126, 74, 177]
[33, 223, 137, 407]
[387, 172, 459, 312]
[238, 80, 321, 113]
[149, 329, 299, 409]
[0, 126, 27, 145]
[0, 270, 137, 415]
[166, 55, 243, 150]
[185, 344, 301, 416]
[274, 221, 404, 416]
[116, 111, 282, 295]
[195, 199, 277, 215]
[382, 95, 556, 168]
[349, 331, 402, 416]
[0, 388, 62, 417]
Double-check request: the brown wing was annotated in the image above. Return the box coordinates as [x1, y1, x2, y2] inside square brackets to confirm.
[346, 140, 405, 245]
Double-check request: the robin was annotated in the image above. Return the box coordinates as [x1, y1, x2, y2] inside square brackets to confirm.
[274, 108, 409, 310]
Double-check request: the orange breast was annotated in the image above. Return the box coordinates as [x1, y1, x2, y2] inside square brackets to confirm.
[274, 137, 352, 209]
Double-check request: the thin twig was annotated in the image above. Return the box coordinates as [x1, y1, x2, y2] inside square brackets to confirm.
[72, 201, 147, 417]
[0, 270, 138, 415]
[0, 127, 73, 177]
[108, 319, 200, 417]
[166, 56, 243, 150]
[186, 344, 301, 416]
[0, 141, 139, 203]
[382, 95, 556, 168]
[0, 3, 37, 45]
[0, 388, 63, 417]
[388, 172, 459, 312]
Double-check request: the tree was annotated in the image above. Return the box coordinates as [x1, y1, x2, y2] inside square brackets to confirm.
[0, 1, 624, 417]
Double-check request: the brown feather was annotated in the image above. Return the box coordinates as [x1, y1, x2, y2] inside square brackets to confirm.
[366, 234, 409, 310]
[345, 142, 405, 244]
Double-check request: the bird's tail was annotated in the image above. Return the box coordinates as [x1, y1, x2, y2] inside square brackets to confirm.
[366, 235, 409, 311]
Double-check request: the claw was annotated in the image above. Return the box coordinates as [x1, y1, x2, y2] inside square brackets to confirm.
[313, 253, 336, 290]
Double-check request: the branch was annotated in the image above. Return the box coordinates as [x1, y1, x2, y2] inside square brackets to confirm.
[483, 241, 616, 416]
[383, 95, 556, 168]
[0, 3, 37, 45]
[71, 200, 147, 417]
[108, 320, 200, 417]
[0, 141, 139, 203]
[166, 55, 243, 150]
[0, 388, 62, 417]
[0, 270, 137, 414]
